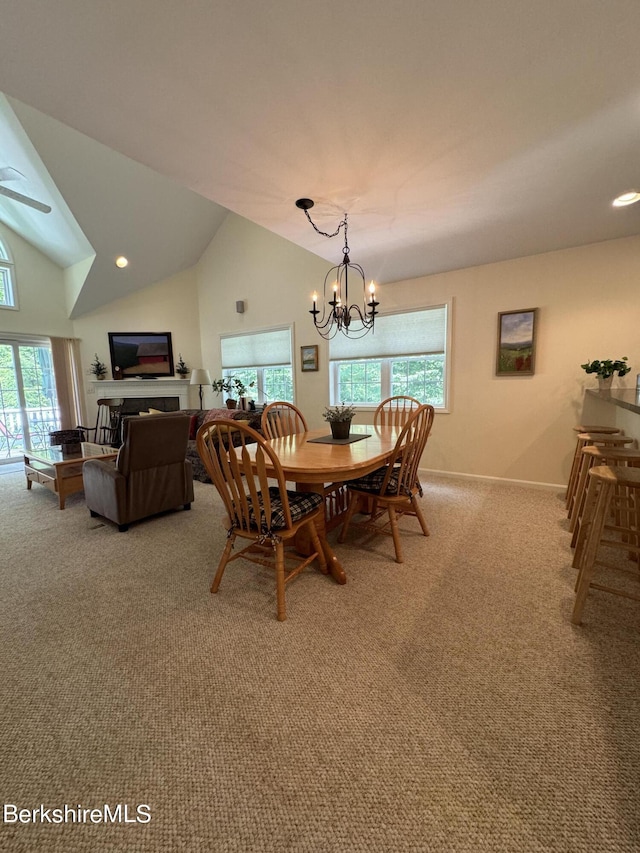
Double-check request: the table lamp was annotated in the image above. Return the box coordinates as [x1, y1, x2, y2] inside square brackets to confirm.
[190, 368, 212, 410]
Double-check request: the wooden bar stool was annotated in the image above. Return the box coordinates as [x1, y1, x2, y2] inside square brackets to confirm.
[569, 445, 640, 548]
[565, 426, 622, 508]
[572, 465, 640, 625]
[565, 432, 631, 515]
[572, 425, 621, 434]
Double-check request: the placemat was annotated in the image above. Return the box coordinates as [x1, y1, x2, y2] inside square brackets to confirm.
[307, 433, 371, 445]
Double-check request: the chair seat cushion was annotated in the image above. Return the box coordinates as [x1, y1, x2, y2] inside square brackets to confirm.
[347, 465, 401, 495]
[247, 487, 323, 532]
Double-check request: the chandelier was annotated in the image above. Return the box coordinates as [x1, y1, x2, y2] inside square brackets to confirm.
[295, 198, 379, 339]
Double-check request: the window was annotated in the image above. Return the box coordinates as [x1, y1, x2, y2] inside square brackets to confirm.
[0, 336, 60, 460]
[221, 326, 294, 403]
[329, 303, 451, 410]
[0, 237, 17, 309]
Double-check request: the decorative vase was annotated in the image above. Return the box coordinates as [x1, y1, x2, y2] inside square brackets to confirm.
[330, 420, 351, 439]
[598, 376, 613, 392]
[226, 398, 237, 409]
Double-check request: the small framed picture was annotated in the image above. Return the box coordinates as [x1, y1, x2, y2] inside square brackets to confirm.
[300, 344, 319, 372]
[496, 308, 537, 376]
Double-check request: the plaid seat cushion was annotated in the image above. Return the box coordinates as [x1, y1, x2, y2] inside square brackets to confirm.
[246, 487, 323, 532]
[346, 465, 401, 495]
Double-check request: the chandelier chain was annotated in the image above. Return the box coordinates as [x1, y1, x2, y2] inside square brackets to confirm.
[302, 208, 347, 241]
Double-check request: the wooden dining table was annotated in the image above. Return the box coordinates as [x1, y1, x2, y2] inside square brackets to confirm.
[243, 423, 401, 584]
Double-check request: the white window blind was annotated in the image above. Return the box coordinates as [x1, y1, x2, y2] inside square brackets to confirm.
[221, 327, 292, 368]
[329, 306, 447, 361]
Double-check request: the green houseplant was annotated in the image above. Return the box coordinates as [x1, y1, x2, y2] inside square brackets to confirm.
[211, 376, 254, 409]
[89, 353, 108, 380]
[323, 403, 357, 439]
[581, 357, 630, 389]
[175, 353, 189, 377]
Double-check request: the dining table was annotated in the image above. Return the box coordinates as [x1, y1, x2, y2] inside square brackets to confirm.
[243, 423, 401, 584]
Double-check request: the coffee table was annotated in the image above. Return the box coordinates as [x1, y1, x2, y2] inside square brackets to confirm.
[24, 442, 118, 509]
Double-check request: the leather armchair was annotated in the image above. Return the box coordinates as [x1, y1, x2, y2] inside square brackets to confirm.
[83, 413, 194, 531]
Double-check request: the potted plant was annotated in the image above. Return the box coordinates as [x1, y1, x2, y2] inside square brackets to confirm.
[323, 402, 357, 439]
[176, 353, 189, 377]
[211, 377, 254, 409]
[580, 357, 631, 391]
[89, 353, 108, 380]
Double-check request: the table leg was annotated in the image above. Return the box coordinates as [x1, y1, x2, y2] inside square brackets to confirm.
[296, 481, 347, 585]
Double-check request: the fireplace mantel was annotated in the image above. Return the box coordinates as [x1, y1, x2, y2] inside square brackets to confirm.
[91, 378, 191, 409]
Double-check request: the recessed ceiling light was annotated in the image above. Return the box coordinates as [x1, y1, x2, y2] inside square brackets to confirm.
[612, 191, 640, 207]
[115, 256, 129, 268]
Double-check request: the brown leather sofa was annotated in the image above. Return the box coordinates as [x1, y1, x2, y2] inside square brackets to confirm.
[83, 413, 194, 531]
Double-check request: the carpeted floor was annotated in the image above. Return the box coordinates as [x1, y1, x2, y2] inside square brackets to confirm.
[0, 468, 639, 852]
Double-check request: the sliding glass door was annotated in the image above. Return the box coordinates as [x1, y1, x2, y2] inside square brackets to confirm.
[0, 338, 60, 461]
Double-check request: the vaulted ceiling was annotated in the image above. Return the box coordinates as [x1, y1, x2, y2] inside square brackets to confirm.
[1, 0, 640, 317]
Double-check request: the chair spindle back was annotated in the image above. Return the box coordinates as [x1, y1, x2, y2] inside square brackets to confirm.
[197, 420, 294, 535]
[374, 396, 422, 429]
[261, 402, 308, 440]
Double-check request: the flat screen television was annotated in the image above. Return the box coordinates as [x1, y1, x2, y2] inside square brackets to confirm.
[108, 332, 175, 378]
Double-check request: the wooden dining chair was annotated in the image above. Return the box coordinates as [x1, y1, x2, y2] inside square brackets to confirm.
[196, 420, 327, 621]
[338, 404, 435, 563]
[374, 395, 421, 428]
[261, 401, 308, 440]
[77, 398, 125, 445]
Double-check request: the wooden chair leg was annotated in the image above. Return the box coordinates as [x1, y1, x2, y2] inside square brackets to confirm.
[275, 540, 286, 622]
[211, 535, 234, 593]
[388, 505, 404, 563]
[338, 492, 359, 543]
[572, 478, 599, 569]
[569, 454, 591, 530]
[571, 482, 612, 624]
[411, 497, 430, 537]
[565, 441, 584, 508]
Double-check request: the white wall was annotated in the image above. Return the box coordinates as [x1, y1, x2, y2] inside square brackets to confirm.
[71, 266, 202, 421]
[14, 199, 639, 487]
[0, 221, 72, 337]
[197, 217, 640, 487]
[196, 213, 332, 418]
[361, 236, 640, 486]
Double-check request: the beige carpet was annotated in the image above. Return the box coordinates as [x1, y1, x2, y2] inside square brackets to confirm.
[0, 467, 639, 852]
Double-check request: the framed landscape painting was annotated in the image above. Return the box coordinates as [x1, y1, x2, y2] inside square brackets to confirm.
[301, 344, 319, 372]
[496, 309, 537, 376]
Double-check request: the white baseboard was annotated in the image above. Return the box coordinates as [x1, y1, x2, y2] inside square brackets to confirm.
[420, 467, 564, 492]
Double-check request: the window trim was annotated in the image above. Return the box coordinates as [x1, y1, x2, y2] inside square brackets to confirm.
[329, 299, 453, 413]
[0, 236, 18, 310]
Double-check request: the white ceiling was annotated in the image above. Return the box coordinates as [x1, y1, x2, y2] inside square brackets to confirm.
[1, 0, 640, 313]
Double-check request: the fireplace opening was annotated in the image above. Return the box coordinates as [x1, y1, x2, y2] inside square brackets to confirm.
[120, 396, 181, 416]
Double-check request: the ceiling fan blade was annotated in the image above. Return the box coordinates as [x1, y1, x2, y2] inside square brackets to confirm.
[0, 184, 51, 214]
[0, 166, 25, 182]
